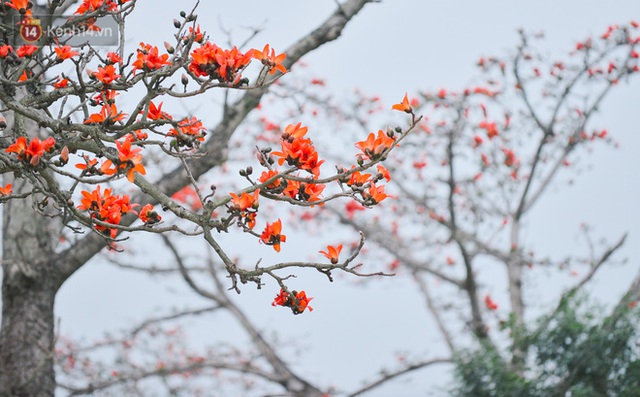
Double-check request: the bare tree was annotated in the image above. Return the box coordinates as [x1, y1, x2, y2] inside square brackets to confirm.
[250, 22, 640, 395]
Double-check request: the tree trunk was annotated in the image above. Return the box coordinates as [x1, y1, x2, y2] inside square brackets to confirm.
[0, 277, 57, 397]
[1, 5, 61, 389]
[0, 148, 60, 396]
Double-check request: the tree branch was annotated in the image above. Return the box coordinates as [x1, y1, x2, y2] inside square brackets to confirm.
[54, 0, 377, 286]
[345, 357, 452, 397]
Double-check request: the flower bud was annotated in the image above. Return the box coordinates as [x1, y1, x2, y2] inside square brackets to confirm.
[60, 146, 69, 164]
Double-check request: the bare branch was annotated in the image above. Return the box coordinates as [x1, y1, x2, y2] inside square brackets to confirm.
[345, 357, 452, 397]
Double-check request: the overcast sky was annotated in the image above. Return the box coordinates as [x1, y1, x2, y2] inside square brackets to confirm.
[53, 1, 640, 396]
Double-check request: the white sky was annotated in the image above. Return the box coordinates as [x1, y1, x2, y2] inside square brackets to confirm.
[50, 1, 640, 396]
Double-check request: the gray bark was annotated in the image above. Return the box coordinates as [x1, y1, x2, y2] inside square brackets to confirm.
[1, 177, 60, 397]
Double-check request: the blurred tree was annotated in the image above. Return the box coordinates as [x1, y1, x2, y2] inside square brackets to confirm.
[281, 22, 640, 397]
[250, 20, 640, 396]
[453, 295, 640, 397]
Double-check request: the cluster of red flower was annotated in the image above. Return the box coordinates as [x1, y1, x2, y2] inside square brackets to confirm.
[272, 288, 313, 314]
[77, 186, 136, 239]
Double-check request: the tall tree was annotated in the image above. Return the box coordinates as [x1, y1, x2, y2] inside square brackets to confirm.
[0, 1, 396, 396]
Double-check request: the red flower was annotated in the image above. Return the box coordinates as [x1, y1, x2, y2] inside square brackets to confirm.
[0, 183, 12, 197]
[0, 45, 13, 57]
[291, 290, 313, 314]
[355, 130, 396, 160]
[229, 189, 260, 212]
[272, 289, 313, 314]
[90, 64, 121, 85]
[16, 45, 38, 58]
[391, 93, 413, 113]
[189, 42, 252, 83]
[78, 186, 102, 212]
[282, 178, 325, 205]
[271, 124, 324, 177]
[345, 201, 365, 219]
[5, 0, 30, 13]
[6, 136, 56, 166]
[272, 289, 289, 307]
[282, 122, 308, 139]
[74, 0, 126, 15]
[172, 186, 203, 211]
[132, 43, 171, 74]
[106, 52, 122, 64]
[260, 219, 286, 252]
[502, 148, 519, 168]
[54, 45, 79, 61]
[101, 160, 117, 175]
[252, 44, 287, 75]
[257, 170, 282, 190]
[145, 101, 172, 120]
[78, 185, 136, 238]
[228, 189, 260, 230]
[84, 103, 124, 124]
[319, 244, 343, 264]
[115, 136, 146, 182]
[479, 121, 499, 139]
[347, 170, 371, 187]
[84, 104, 127, 125]
[5, 137, 27, 158]
[18, 70, 31, 82]
[413, 160, 427, 169]
[481, 153, 490, 167]
[75, 156, 97, 170]
[363, 183, 390, 205]
[298, 183, 325, 207]
[131, 130, 148, 140]
[376, 164, 391, 181]
[53, 77, 69, 89]
[139, 204, 161, 224]
[92, 89, 119, 106]
[168, 116, 206, 143]
[485, 295, 498, 311]
[187, 25, 204, 43]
